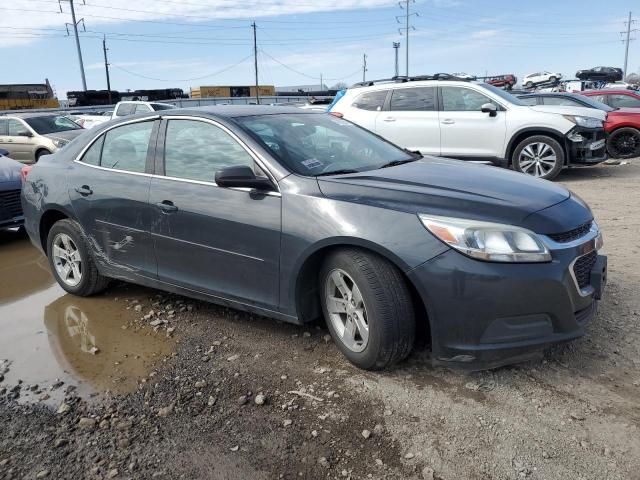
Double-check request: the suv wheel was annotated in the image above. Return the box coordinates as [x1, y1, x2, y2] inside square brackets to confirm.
[512, 135, 564, 180]
[525, 81, 533, 88]
[319, 248, 415, 370]
[47, 219, 110, 296]
[606, 127, 640, 159]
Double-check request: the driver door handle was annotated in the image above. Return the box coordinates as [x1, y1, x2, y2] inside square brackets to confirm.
[156, 200, 178, 213]
[441, 119, 455, 125]
[74, 185, 93, 196]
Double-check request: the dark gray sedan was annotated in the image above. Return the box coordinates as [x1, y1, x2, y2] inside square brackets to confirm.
[21, 106, 607, 370]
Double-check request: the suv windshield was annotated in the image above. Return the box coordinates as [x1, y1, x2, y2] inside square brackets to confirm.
[477, 83, 528, 106]
[235, 113, 414, 176]
[24, 115, 82, 135]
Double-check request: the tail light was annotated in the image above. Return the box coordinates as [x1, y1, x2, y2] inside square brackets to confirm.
[329, 112, 344, 118]
[21, 165, 33, 183]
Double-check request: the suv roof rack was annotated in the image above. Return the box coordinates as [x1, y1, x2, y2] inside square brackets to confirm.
[351, 73, 474, 88]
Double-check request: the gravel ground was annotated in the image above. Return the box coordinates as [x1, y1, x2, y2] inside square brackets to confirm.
[1, 161, 639, 480]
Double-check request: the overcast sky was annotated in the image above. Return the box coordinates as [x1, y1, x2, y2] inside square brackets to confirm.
[1, 0, 637, 97]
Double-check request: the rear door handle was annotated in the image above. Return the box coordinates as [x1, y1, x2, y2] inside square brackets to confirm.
[74, 185, 93, 196]
[382, 117, 396, 122]
[156, 200, 178, 213]
[441, 119, 455, 125]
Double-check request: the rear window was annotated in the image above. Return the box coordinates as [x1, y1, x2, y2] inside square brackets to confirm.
[351, 90, 388, 111]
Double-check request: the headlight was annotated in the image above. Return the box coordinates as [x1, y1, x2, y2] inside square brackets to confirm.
[52, 139, 69, 148]
[562, 115, 603, 129]
[418, 214, 551, 263]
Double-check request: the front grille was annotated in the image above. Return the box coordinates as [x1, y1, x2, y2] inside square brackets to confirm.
[548, 222, 592, 243]
[0, 189, 23, 221]
[573, 250, 597, 290]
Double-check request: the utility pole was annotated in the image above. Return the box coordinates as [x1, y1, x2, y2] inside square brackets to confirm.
[320, 73, 323, 91]
[622, 12, 636, 79]
[102, 36, 112, 104]
[397, 0, 417, 77]
[362, 54, 368, 82]
[251, 21, 260, 104]
[393, 42, 400, 77]
[60, 0, 87, 91]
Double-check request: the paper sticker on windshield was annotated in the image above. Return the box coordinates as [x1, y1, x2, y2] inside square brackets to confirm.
[302, 158, 323, 169]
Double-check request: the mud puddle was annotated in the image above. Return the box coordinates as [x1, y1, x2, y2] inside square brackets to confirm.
[0, 229, 174, 405]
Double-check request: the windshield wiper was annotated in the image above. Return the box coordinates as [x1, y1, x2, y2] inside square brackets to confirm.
[379, 158, 418, 169]
[314, 169, 360, 177]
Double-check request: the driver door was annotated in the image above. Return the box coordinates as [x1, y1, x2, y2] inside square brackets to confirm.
[438, 86, 507, 159]
[149, 118, 282, 310]
[0, 119, 36, 161]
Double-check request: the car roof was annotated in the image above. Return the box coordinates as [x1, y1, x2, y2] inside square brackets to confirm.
[162, 105, 317, 118]
[0, 112, 61, 119]
[582, 89, 634, 94]
[519, 92, 576, 97]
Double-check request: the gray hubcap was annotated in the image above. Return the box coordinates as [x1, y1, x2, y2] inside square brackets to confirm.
[519, 142, 557, 177]
[325, 269, 369, 353]
[52, 233, 82, 287]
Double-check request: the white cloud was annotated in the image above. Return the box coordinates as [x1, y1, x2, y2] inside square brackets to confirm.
[470, 29, 500, 39]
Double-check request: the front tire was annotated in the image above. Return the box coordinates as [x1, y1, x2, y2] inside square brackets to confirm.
[319, 248, 415, 370]
[47, 219, 109, 296]
[35, 149, 51, 162]
[525, 81, 533, 88]
[606, 127, 640, 159]
[512, 135, 564, 180]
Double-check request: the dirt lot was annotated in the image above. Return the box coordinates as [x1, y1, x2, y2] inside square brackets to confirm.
[1, 161, 639, 480]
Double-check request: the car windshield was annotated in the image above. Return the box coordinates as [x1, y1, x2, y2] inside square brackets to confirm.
[477, 83, 528, 106]
[235, 113, 414, 176]
[151, 104, 175, 111]
[568, 94, 615, 112]
[24, 115, 82, 134]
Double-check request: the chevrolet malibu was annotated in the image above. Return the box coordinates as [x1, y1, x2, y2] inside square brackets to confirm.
[21, 106, 607, 370]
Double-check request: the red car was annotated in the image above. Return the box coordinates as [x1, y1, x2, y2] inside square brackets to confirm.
[582, 89, 640, 109]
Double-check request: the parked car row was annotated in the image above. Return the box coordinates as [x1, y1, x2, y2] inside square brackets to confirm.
[0, 148, 23, 230]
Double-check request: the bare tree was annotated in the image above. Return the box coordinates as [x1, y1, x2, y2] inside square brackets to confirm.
[331, 82, 349, 90]
[625, 72, 639, 85]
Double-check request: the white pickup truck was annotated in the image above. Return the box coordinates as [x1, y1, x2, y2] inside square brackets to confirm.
[73, 101, 176, 128]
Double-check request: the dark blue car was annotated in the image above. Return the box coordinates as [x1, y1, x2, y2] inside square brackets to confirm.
[21, 107, 607, 371]
[0, 149, 24, 230]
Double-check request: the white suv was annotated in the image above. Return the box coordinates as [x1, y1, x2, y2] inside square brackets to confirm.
[523, 71, 563, 88]
[329, 78, 607, 180]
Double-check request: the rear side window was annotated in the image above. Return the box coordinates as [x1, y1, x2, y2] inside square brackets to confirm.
[115, 103, 136, 117]
[81, 136, 104, 166]
[100, 122, 154, 173]
[0, 119, 7, 136]
[351, 90, 388, 111]
[390, 87, 436, 111]
[608, 95, 640, 108]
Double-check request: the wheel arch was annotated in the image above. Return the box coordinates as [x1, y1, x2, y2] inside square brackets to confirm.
[291, 238, 431, 343]
[506, 128, 567, 165]
[38, 206, 75, 252]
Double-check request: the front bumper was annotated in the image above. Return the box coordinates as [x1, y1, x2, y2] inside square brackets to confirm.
[407, 229, 606, 370]
[565, 126, 607, 165]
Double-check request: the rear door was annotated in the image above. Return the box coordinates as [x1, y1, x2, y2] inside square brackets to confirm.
[439, 86, 507, 159]
[342, 90, 388, 132]
[374, 86, 440, 155]
[69, 118, 159, 278]
[149, 116, 282, 310]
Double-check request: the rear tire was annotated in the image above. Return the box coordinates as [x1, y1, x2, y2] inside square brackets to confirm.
[319, 248, 415, 370]
[606, 127, 640, 159]
[46, 218, 110, 296]
[512, 135, 564, 180]
[549, 76, 557, 82]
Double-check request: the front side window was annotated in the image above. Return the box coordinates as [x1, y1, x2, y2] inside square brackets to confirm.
[236, 113, 413, 176]
[390, 87, 436, 111]
[100, 121, 154, 173]
[163, 120, 257, 182]
[519, 97, 538, 106]
[24, 115, 80, 135]
[441, 87, 496, 112]
[8, 119, 30, 136]
[608, 95, 640, 108]
[542, 97, 581, 106]
[351, 90, 388, 111]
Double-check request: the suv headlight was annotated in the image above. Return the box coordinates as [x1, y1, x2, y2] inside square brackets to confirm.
[563, 115, 603, 129]
[52, 139, 69, 148]
[418, 214, 551, 263]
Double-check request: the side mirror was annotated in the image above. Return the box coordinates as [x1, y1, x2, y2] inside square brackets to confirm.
[18, 131, 33, 138]
[215, 165, 274, 191]
[480, 103, 498, 117]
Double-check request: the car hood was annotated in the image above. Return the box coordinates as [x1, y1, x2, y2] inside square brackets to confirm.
[0, 155, 22, 183]
[529, 105, 607, 120]
[42, 129, 84, 141]
[316, 158, 592, 235]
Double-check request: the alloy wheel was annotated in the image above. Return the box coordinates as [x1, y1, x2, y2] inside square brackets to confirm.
[325, 269, 369, 353]
[518, 142, 558, 177]
[52, 233, 83, 287]
[612, 132, 639, 157]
